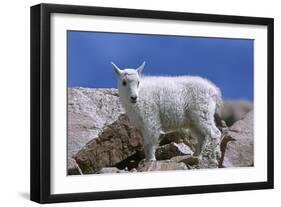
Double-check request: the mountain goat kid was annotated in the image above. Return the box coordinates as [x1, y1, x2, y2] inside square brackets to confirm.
[112, 62, 223, 166]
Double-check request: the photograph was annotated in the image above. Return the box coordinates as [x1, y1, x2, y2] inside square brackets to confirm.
[67, 31, 254, 175]
[30, 3, 273, 203]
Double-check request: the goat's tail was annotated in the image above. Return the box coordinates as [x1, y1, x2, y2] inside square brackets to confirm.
[214, 88, 223, 116]
[213, 87, 224, 128]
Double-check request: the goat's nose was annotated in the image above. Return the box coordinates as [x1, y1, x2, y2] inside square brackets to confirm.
[131, 96, 137, 101]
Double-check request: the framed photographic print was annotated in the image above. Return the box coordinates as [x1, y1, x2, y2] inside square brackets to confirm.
[30, 3, 274, 203]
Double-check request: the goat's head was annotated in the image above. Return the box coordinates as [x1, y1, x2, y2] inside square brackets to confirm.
[111, 62, 145, 104]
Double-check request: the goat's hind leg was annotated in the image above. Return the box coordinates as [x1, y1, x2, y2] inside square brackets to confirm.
[207, 122, 222, 164]
[190, 118, 221, 166]
[190, 128, 207, 160]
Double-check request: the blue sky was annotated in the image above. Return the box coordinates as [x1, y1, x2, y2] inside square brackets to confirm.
[68, 31, 253, 101]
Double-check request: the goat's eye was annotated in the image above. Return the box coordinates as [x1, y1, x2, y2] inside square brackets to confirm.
[138, 81, 140, 86]
[122, 80, 127, 86]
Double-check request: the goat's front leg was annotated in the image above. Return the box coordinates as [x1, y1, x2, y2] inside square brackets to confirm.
[142, 129, 160, 161]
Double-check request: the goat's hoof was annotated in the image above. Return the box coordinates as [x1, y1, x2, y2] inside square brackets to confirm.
[139, 158, 155, 165]
[210, 159, 219, 168]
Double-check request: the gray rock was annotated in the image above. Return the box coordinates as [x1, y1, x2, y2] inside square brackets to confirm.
[68, 88, 124, 158]
[97, 167, 126, 174]
[130, 168, 138, 172]
[137, 160, 188, 172]
[221, 111, 254, 167]
[156, 142, 193, 160]
[170, 155, 199, 166]
[74, 114, 143, 174]
[159, 129, 196, 151]
[68, 158, 83, 175]
[220, 100, 253, 127]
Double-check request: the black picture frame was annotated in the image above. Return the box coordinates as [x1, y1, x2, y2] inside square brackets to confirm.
[30, 3, 274, 204]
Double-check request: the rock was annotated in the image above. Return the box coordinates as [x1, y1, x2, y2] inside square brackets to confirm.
[170, 155, 199, 166]
[156, 142, 193, 160]
[137, 160, 188, 172]
[130, 168, 137, 172]
[220, 100, 253, 127]
[221, 111, 254, 167]
[218, 133, 235, 167]
[114, 151, 145, 171]
[68, 158, 83, 175]
[74, 114, 143, 174]
[68, 88, 124, 158]
[67, 112, 99, 159]
[159, 129, 196, 151]
[97, 167, 126, 174]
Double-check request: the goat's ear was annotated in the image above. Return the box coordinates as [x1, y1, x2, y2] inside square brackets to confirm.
[111, 62, 122, 77]
[137, 61, 145, 75]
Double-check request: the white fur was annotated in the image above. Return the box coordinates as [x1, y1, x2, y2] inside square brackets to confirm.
[112, 62, 223, 165]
